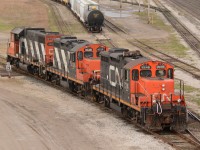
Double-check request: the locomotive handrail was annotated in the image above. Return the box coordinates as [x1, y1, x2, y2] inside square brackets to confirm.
[137, 81, 150, 106]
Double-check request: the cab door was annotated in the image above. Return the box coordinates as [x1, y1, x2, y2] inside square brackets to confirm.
[68, 52, 76, 77]
[122, 69, 130, 102]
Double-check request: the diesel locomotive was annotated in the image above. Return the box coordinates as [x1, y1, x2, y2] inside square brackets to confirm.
[7, 27, 187, 130]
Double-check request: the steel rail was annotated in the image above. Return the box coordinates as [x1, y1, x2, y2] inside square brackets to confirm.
[153, 0, 200, 57]
[127, 39, 200, 79]
[167, 0, 200, 21]
[104, 18, 127, 34]
[42, 0, 72, 34]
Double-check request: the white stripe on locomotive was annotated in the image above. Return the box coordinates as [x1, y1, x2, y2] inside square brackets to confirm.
[29, 40, 35, 59]
[40, 43, 46, 60]
[61, 49, 68, 72]
[35, 41, 41, 62]
[24, 38, 29, 59]
[54, 47, 62, 69]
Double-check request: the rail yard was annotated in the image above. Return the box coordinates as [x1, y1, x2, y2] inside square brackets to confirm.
[0, 0, 200, 150]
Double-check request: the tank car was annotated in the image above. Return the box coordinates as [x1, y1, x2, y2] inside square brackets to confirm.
[64, 0, 104, 32]
[93, 48, 187, 130]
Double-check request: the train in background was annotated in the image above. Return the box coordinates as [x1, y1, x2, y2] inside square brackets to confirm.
[7, 27, 187, 130]
[54, 0, 104, 32]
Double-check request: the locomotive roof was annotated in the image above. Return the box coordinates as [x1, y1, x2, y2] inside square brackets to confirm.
[27, 30, 59, 36]
[80, 0, 98, 5]
[54, 36, 79, 44]
[11, 27, 25, 34]
[124, 58, 150, 70]
[11, 27, 45, 35]
[70, 41, 90, 52]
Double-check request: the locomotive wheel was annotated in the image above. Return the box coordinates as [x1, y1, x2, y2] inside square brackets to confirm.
[27, 65, 34, 74]
[121, 106, 128, 118]
[56, 76, 60, 85]
[15, 60, 19, 68]
[104, 96, 110, 108]
[68, 81, 75, 92]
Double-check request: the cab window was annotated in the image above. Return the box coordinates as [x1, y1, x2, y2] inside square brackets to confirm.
[96, 46, 106, 57]
[156, 70, 166, 77]
[84, 52, 93, 58]
[77, 51, 83, 60]
[167, 68, 173, 79]
[140, 70, 152, 77]
[124, 70, 129, 81]
[84, 47, 93, 58]
[132, 69, 139, 81]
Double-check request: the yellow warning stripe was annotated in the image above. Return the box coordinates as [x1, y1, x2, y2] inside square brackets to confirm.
[93, 86, 141, 112]
[46, 68, 83, 84]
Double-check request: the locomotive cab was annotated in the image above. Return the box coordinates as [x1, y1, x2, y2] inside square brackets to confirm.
[127, 60, 187, 130]
[76, 44, 108, 83]
[98, 48, 187, 130]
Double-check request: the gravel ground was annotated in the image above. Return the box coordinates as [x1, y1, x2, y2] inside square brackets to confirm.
[0, 0, 199, 149]
[0, 74, 174, 150]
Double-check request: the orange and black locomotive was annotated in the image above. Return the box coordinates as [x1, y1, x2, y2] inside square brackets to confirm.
[7, 27, 187, 130]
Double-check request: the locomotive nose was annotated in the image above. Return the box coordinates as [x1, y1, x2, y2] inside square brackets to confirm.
[87, 10, 104, 26]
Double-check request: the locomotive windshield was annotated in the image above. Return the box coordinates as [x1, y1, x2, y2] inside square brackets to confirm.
[84, 51, 93, 58]
[156, 70, 166, 77]
[140, 70, 152, 77]
[96, 46, 106, 57]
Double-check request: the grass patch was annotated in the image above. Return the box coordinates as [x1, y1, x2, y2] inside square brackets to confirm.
[175, 82, 200, 106]
[175, 81, 196, 93]
[134, 11, 188, 57]
[193, 98, 200, 106]
[134, 11, 171, 32]
[47, 8, 59, 32]
[0, 20, 14, 31]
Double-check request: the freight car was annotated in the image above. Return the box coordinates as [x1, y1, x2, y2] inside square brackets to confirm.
[7, 27, 187, 130]
[54, 0, 104, 32]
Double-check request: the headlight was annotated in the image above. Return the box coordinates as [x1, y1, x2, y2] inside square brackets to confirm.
[177, 99, 181, 103]
[162, 84, 165, 87]
[153, 100, 157, 104]
[162, 88, 165, 91]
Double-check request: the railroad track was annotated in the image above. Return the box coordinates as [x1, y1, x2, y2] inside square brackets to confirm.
[188, 110, 200, 123]
[155, 130, 200, 150]
[186, 110, 200, 146]
[92, 32, 117, 48]
[42, 0, 72, 34]
[167, 0, 200, 21]
[127, 39, 200, 79]
[104, 18, 127, 34]
[153, 0, 200, 57]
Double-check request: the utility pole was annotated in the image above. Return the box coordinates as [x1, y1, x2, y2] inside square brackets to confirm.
[138, 0, 141, 12]
[120, 0, 122, 18]
[148, 0, 150, 24]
